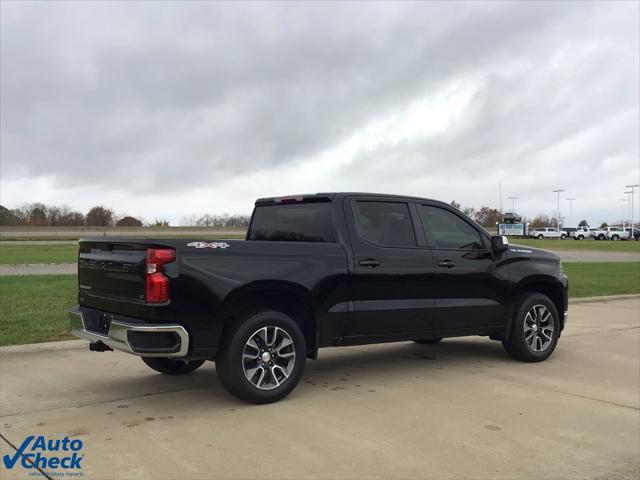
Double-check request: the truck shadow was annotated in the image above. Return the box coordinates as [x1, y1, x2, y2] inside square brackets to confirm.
[71, 339, 527, 408]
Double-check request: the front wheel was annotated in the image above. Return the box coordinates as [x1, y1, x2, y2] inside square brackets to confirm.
[216, 310, 306, 404]
[537, 234, 544, 240]
[577, 235, 584, 240]
[560, 234, 567, 239]
[502, 293, 559, 362]
[598, 234, 605, 240]
[413, 338, 443, 344]
[142, 357, 205, 375]
[611, 234, 619, 241]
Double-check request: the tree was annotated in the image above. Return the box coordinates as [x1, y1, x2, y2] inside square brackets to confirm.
[530, 214, 553, 229]
[26, 203, 48, 226]
[474, 206, 501, 227]
[600, 222, 608, 229]
[578, 219, 588, 227]
[61, 211, 85, 226]
[149, 219, 170, 227]
[116, 216, 143, 227]
[0, 205, 22, 225]
[85, 206, 114, 226]
[450, 200, 461, 210]
[462, 206, 475, 218]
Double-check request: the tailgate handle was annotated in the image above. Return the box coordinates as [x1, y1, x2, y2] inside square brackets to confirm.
[438, 259, 456, 268]
[359, 258, 381, 268]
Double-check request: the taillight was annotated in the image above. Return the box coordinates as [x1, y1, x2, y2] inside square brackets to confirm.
[145, 248, 175, 303]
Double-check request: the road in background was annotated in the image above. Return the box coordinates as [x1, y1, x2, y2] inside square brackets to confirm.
[1, 297, 638, 479]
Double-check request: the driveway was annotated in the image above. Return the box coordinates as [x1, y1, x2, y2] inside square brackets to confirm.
[1, 297, 639, 479]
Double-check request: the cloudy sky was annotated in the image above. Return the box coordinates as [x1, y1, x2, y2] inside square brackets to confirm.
[1, 1, 638, 226]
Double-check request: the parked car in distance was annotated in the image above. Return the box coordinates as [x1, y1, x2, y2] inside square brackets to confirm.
[589, 227, 608, 240]
[603, 227, 626, 241]
[68, 192, 569, 404]
[563, 226, 578, 238]
[529, 227, 568, 240]
[502, 212, 522, 224]
[571, 226, 592, 240]
[624, 227, 640, 241]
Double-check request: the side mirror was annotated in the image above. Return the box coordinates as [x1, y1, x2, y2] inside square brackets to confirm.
[491, 235, 509, 253]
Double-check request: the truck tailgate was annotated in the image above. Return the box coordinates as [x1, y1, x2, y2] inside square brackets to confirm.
[78, 241, 147, 303]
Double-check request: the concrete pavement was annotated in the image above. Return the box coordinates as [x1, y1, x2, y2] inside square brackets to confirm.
[1, 297, 639, 479]
[0, 263, 77, 276]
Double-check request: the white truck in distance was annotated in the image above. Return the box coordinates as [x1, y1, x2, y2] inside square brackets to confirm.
[603, 227, 627, 241]
[529, 227, 568, 240]
[571, 226, 592, 240]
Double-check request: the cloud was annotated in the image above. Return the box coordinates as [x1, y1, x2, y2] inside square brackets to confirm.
[1, 0, 638, 225]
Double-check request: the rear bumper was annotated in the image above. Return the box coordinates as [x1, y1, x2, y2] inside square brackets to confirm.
[69, 306, 189, 357]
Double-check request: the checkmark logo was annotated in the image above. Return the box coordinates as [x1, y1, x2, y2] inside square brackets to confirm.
[3, 435, 34, 469]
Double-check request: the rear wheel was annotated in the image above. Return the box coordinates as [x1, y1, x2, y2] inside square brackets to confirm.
[216, 310, 306, 404]
[502, 293, 559, 362]
[611, 234, 619, 241]
[577, 235, 584, 240]
[560, 234, 567, 239]
[413, 338, 443, 344]
[598, 234, 605, 240]
[142, 357, 205, 375]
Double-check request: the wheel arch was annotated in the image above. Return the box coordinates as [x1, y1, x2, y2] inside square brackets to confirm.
[221, 281, 317, 358]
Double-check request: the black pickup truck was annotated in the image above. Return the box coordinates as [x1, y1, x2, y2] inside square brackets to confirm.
[69, 193, 568, 403]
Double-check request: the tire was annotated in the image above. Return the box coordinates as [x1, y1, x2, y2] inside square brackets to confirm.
[577, 235, 584, 240]
[142, 357, 205, 375]
[413, 338, 443, 344]
[215, 310, 306, 404]
[537, 234, 544, 240]
[611, 235, 619, 241]
[560, 234, 567, 240]
[502, 293, 560, 362]
[598, 234, 605, 240]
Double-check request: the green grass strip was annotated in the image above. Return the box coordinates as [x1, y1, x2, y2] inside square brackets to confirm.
[0, 275, 77, 346]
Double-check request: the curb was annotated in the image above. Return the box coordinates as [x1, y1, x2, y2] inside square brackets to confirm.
[0, 339, 85, 355]
[570, 294, 640, 304]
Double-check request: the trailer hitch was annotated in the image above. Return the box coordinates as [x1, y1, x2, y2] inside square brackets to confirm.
[89, 341, 113, 352]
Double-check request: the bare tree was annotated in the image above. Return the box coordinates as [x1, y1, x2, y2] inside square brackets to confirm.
[85, 206, 114, 226]
[116, 216, 143, 227]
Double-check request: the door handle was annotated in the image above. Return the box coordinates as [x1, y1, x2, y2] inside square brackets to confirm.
[359, 258, 381, 268]
[438, 259, 456, 268]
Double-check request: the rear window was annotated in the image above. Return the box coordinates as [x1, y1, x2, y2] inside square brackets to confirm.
[248, 203, 336, 242]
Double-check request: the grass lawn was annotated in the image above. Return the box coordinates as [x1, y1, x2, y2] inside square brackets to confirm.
[564, 262, 640, 298]
[512, 238, 640, 252]
[0, 244, 78, 265]
[0, 275, 77, 346]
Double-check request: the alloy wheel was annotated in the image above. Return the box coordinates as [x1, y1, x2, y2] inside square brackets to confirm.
[523, 304, 555, 352]
[242, 326, 296, 390]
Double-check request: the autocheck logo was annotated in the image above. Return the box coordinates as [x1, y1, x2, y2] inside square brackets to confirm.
[3, 435, 84, 473]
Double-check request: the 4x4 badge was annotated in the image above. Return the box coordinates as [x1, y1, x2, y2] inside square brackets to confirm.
[186, 242, 230, 249]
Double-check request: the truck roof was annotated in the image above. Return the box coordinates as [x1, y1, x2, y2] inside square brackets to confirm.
[255, 192, 451, 207]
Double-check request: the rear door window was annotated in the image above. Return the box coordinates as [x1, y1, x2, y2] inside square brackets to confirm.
[354, 201, 416, 247]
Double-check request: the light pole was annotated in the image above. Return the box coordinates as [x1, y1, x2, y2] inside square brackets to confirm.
[508, 196, 518, 213]
[619, 199, 627, 230]
[625, 190, 633, 232]
[626, 184, 640, 235]
[552, 189, 564, 229]
[566, 197, 576, 226]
